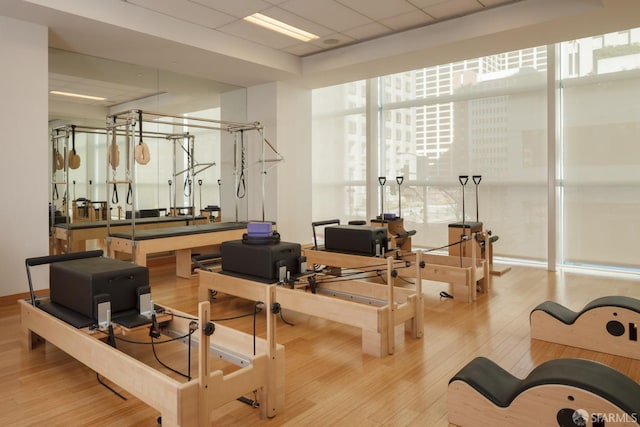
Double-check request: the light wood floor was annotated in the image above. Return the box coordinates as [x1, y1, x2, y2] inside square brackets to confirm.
[2, 260, 640, 426]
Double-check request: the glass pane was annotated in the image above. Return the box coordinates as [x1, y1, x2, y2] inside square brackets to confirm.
[312, 81, 367, 226]
[381, 48, 548, 260]
[560, 29, 640, 269]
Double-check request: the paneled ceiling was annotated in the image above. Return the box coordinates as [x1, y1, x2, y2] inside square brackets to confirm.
[44, 0, 521, 112]
[2, 0, 640, 123]
[121, 0, 521, 57]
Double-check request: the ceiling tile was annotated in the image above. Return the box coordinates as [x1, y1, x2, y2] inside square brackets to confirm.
[336, 0, 420, 21]
[343, 22, 392, 41]
[189, 0, 272, 19]
[263, 6, 336, 37]
[380, 10, 434, 31]
[218, 19, 302, 50]
[278, 0, 373, 32]
[309, 33, 356, 49]
[420, 0, 483, 19]
[127, 0, 236, 28]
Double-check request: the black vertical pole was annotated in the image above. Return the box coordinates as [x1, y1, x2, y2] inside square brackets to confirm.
[396, 176, 404, 218]
[378, 176, 386, 218]
[459, 175, 469, 225]
[473, 175, 482, 222]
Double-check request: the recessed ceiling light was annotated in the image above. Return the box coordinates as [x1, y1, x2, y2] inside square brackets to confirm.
[49, 90, 107, 101]
[244, 13, 319, 42]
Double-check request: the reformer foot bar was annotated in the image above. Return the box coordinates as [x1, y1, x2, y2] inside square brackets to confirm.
[20, 298, 284, 426]
[302, 231, 490, 303]
[198, 254, 424, 358]
[530, 296, 640, 360]
[448, 356, 640, 426]
[108, 222, 249, 278]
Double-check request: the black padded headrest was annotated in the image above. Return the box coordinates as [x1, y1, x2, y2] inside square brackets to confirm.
[450, 357, 640, 417]
[449, 357, 520, 408]
[530, 300, 577, 324]
[531, 295, 640, 325]
[583, 295, 640, 314]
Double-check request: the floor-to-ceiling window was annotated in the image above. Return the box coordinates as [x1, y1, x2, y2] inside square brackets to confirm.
[312, 81, 367, 222]
[559, 29, 640, 271]
[312, 27, 640, 272]
[379, 49, 548, 260]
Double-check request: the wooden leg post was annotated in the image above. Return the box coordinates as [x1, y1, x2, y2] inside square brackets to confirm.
[198, 301, 211, 426]
[387, 256, 395, 355]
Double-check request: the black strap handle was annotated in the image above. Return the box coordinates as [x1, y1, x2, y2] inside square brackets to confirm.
[71, 124, 76, 153]
[138, 110, 143, 145]
[127, 183, 133, 205]
[112, 183, 119, 204]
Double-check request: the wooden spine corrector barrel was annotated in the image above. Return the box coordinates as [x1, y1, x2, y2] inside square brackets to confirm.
[530, 296, 640, 360]
[448, 356, 640, 426]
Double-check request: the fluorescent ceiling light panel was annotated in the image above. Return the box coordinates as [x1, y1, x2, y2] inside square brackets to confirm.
[244, 13, 319, 42]
[49, 90, 107, 101]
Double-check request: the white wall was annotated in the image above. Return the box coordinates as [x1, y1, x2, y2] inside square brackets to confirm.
[0, 16, 49, 296]
[248, 82, 311, 244]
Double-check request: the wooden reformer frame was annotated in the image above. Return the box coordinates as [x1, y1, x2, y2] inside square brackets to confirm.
[52, 216, 209, 254]
[108, 223, 248, 278]
[20, 298, 284, 426]
[303, 230, 490, 303]
[198, 253, 424, 358]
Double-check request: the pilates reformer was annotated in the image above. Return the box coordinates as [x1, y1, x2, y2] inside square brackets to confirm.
[108, 222, 250, 278]
[49, 123, 195, 252]
[306, 219, 490, 303]
[530, 296, 640, 360]
[21, 251, 284, 426]
[105, 111, 203, 235]
[52, 215, 208, 254]
[448, 356, 640, 426]
[103, 110, 283, 277]
[106, 109, 283, 226]
[198, 253, 424, 358]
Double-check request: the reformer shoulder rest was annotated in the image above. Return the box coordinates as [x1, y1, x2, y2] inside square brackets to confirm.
[109, 222, 248, 240]
[530, 295, 640, 359]
[448, 356, 640, 426]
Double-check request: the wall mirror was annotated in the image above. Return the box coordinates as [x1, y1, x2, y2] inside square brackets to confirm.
[48, 48, 247, 233]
